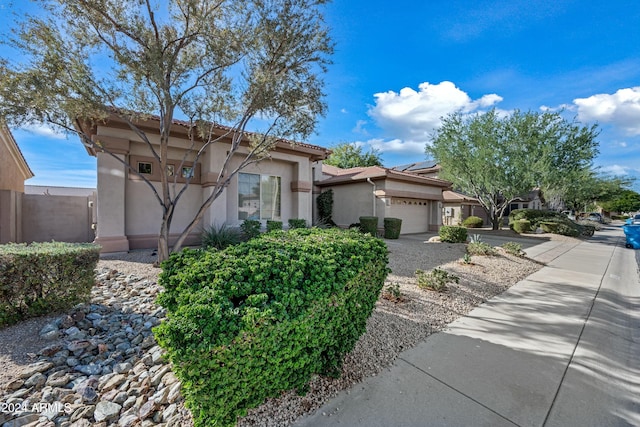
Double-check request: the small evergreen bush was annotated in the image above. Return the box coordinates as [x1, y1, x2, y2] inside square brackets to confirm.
[439, 226, 467, 243]
[359, 216, 379, 236]
[266, 220, 283, 232]
[462, 216, 483, 228]
[383, 217, 402, 239]
[201, 224, 242, 250]
[240, 219, 261, 240]
[155, 229, 389, 426]
[0, 242, 100, 326]
[288, 219, 307, 229]
[512, 219, 531, 234]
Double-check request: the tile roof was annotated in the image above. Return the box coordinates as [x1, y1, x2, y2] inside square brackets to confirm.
[318, 165, 451, 188]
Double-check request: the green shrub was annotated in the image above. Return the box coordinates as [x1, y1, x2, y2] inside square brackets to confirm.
[154, 229, 389, 427]
[266, 220, 283, 232]
[316, 190, 336, 226]
[348, 222, 362, 232]
[439, 226, 468, 243]
[539, 221, 559, 234]
[201, 224, 242, 250]
[359, 216, 379, 236]
[512, 219, 532, 234]
[502, 241, 524, 257]
[383, 217, 402, 239]
[462, 216, 483, 228]
[0, 242, 100, 327]
[288, 219, 307, 229]
[467, 241, 496, 256]
[240, 219, 261, 240]
[416, 268, 459, 292]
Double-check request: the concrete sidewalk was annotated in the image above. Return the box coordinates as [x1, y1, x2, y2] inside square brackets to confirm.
[295, 227, 640, 427]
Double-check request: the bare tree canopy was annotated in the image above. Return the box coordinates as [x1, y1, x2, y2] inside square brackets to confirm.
[427, 109, 599, 229]
[0, 0, 333, 260]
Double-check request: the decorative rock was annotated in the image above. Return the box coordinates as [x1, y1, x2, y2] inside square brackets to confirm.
[150, 365, 171, 387]
[98, 373, 126, 393]
[118, 413, 139, 427]
[94, 401, 121, 422]
[70, 405, 95, 422]
[39, 344, 64, 357]
[20, 361, 54, 379]
[5, 378, 25, 390]
[162, 403, 177, 422]
[113, 363, 132, 375]
[24, 372, 47, 389]
[75, 363, 102, 376]
[138, 399, 158, 420]
[167, 382, 182, 404]
[39, 322, 59, 337]
[46, 371, 73, 388]
[69, 418, 92, 427]
[67, 341, 91, 353]
[5, 413, 40, 427]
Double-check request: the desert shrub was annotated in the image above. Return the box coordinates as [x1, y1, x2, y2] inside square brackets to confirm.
[510, 209, 582, 237]
[288, 219, 307, 229]
[359, 216, 379, 236]
[0, 242, 100, 327]
[240, 219, 261, 240]
[462, 216, 483, 228]
[382, 282, 406, 302]
[502, 241, 524, 257]
[266, 220, 283, 232]
[201, 224, 242, 250]
[439, 225, 468, 243]
[512, 219, 532, 234]
[416, 268, 459, 292]
[467, 241, 496, 256]
[383, 217, 402, 239]
[462, 253, 473, 264]
[154, 229, 389, 427]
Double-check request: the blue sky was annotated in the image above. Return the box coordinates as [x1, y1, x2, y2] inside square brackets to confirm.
[2, 0, 640, 190]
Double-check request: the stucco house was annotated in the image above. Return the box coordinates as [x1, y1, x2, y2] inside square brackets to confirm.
[315, 164, 451, 234]
[0, 122, 34, 243]
[79, 114, 329, 253]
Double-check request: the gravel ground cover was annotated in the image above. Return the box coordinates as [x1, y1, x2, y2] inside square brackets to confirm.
[0, 233, 568, 426]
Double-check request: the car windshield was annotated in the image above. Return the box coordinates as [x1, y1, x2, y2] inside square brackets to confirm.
[634, 214, 640, 220]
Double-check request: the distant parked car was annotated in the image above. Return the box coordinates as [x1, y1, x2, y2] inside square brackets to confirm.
[632, 214, 640, 225]
[562, 210, 576, 220]
[586, 213, 603, 223]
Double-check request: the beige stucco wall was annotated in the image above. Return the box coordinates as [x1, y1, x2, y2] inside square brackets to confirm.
[0, 190, 22, 243]
[0, 132, 29, 193]
[383, 178, 443, 199]
[323, 181, 379, 228]
[92, 124, 316, 251]
[22, 194, 95, 243]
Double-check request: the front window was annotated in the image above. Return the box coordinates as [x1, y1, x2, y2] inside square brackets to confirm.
[238, 173, 281, 220]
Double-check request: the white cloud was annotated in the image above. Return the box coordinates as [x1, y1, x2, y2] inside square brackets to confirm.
[364, 138, 425, 155]
[599, 164, 633, 176]
[352, 120, 368, 135]
[19, 123, 69, 140]
[368, 81, 503, 143]
[340, 108, 348, 114]
[574, 87, 640, 135]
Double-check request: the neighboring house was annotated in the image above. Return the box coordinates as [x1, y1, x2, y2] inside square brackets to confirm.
[315, 164, 451, 234]
[391, 160, 441, 178]
[78, 114, 329, 253]
[0, 122, 34, 243]
[442, 190, 489, 226]
[505, 188, 545, 215]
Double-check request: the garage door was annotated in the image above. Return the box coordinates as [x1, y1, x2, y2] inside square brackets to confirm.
[388, 199, 430, 234]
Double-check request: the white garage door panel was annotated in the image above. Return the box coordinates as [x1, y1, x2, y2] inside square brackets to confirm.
[388, 203, 429, 234]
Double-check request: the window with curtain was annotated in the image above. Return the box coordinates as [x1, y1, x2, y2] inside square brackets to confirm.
[238, 173, 281, 220]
